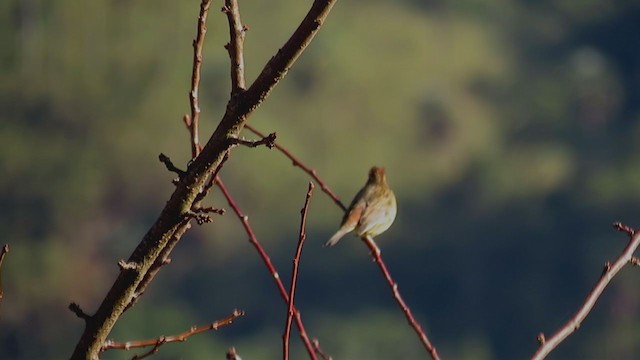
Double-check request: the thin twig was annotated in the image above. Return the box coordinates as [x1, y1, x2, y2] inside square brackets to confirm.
[230, 132, 277, 148]
[215, 177, 318, 360]
[222, 0, 247, 92]
[251, 123, 436, 358]
[362, 236, 441, 360]
[531, 223, 640, 360]
[158, 153, 186, 178]
[244, 124, 346, 211]
[101, 309, 244, 355]
[69, 302, 91, 322]
[185, 0, 213, 158]
[312, 338, 333, 360]
[284, 182, 315, 360]
[0, 244, 8, 301]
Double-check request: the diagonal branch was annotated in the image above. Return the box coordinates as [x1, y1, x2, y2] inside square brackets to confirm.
[242, 0, 337, 111]
[284, 182, 315, 360]
[70, 0, 339, 358]
[531, 223, 640, 360]
[363, 236, 441, 360]
[222, 0, 247, 92]
[215, 176, 318, 360]
[248, 123, 438, 358]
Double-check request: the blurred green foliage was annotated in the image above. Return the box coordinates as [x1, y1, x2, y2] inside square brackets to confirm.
[2, 0, 640, 358]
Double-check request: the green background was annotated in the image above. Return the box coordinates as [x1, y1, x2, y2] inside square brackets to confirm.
[2, 0, 640, 358]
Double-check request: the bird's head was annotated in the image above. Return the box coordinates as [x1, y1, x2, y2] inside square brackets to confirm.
[368, 166, 387, 184]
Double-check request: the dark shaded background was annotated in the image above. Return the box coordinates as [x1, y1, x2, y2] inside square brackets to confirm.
[2, 0, 640, 358]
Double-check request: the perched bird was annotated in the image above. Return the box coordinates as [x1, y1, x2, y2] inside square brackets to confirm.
[325, 166, 397, 247]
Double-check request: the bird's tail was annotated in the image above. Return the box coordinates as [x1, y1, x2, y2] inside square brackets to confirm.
[324, 228, 349, 247]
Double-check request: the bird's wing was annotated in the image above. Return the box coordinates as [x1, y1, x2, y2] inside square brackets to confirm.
[356, 193, 395, 236]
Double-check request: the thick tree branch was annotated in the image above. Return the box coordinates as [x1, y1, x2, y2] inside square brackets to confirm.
[70, 0, 338, 357]
[284, 182, 314, 360]
[531, 223, 640, 360]
[216, 177, 318, 360]
[243, 0, 337, 111]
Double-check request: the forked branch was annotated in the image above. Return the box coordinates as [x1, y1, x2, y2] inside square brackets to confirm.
[70, 0, 339, 357]
[101, 309, 244, 359]
[216, 177, 319, 360]
[284, 182, 315, 360]
[531, 223, 640, 360]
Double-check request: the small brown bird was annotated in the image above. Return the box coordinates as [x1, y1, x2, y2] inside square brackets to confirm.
[325, 166, 397, 247]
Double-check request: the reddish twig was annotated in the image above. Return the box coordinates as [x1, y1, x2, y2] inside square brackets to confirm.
[284, 182, 315, 360]
[0, 244, 8, 301]
[312, 338, 333, 360]
[215, 177, 318, 360]
[531, 223, 640, 360]
[101, 309, 244, 357]
[244, 124, 346, 212]
[249, 123, 436, 358]
[363, 236, 441, 360]
[71, 0, 339, 357]
[222, 0, 247, 92]
[184, 0, 212, 158]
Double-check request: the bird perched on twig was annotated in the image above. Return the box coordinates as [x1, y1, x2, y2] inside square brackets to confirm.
[325, 166, 397, 247]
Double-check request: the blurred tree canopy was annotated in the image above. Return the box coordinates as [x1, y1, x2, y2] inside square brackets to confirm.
[1, 0, 640, 358]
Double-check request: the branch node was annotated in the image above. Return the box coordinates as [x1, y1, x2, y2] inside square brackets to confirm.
[537, 333, 546, 345]
[186, 210, 213, 225]
[117, 260, 139, 271]
[613, 221, 636, 236]
[602, 261, 612, 275]
[159, 153, 186, 179]
[69, 302, 91, 322]
[631, 257, 640, 266]
[228, 132, 276, 148]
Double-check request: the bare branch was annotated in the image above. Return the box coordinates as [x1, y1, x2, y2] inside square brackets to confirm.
[124, 219, 190, 313]
[216, 177, 318, 360]
[186, 0, 213, 158]
[0, 244, 8, 301]
[531, 223, 640, 360]
[222, 0, 247, 92]
[69, 302, 91, 322]
[158, 153, 186, 178]
[362, 236, 441, 360]
[101, 309, 245, 356]
[284, 182, 315, 360]
[243, 0, 338, 110]
[244, 124, 346, 211]
[613, 221, 635, 236]
[71, 0, 339, 357]
[230, 132, 277, 148]
[312, 338, 333, 360]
